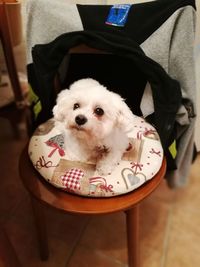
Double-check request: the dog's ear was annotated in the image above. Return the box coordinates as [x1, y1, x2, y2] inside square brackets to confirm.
[114, 96, 135, 133]
[52, 105, 64, 122]
[53, 89, 70, 122]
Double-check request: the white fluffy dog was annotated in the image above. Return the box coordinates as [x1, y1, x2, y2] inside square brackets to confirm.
[53, 78, 135, 175]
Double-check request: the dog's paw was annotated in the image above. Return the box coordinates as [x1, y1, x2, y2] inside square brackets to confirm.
[96, 163, 116, 176]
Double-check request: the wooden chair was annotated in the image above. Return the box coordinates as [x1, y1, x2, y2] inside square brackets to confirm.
[19, 145, 166, 267]
[19, 44, 167, 267]
[0, 1, 30, 138]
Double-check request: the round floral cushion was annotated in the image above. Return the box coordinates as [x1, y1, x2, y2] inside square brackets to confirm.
[28, 116, 164, 197]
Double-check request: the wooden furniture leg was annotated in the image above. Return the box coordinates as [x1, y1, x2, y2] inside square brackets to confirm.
[126, 204, 140, 267]
[0, 2, 24, 105]
[31, 198, 49, 261]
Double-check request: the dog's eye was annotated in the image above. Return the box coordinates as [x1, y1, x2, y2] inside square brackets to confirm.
[94, 107, 104, 116]
[73, 103, 80, 110]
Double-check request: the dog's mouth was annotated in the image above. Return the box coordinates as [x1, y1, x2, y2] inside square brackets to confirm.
[69, 124, 95, 139]
[69, 125, 85, 131]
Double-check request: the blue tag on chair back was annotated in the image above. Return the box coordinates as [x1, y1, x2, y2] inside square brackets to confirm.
[106, 4, 132, 27]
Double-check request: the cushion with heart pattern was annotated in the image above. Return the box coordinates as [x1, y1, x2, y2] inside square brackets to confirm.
[28, 116, 164, 197]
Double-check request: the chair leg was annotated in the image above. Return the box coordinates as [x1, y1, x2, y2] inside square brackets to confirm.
[0, 4, 23, 103]
[31, 198, 49, 261]
[126, 204, 140, 267]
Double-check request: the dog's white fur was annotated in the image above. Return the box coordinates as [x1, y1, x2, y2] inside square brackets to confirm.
[53, 78, 135, 175]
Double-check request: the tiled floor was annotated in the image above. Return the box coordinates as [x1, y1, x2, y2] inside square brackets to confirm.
[0, 117, 200, 267]
[1, 42, 200, 267]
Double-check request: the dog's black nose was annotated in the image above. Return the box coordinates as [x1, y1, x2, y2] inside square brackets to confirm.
[75, 115, 87, 126]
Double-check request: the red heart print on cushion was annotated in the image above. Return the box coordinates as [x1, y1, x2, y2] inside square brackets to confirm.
[61, 168, 84, 191]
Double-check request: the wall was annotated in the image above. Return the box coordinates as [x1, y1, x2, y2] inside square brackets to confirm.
[194, 0, 200, 150]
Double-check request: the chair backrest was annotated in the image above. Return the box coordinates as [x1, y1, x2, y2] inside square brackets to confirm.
[54, 44, 108, 95]
[55, 44, 146, 117]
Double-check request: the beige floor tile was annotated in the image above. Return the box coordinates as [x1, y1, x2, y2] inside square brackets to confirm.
[77, 196, 171, 266]
[22, 237, 70, 267]
[141, 246, 163, 267]
[148, 178, 176, 204]
[45, 208, 90, 243]
[139, 196, 172, 267]
[140, 197, 170, 251]
[0, 124, 28, 217]
[67, 245, 125, 267]
[165, 206, 200, 267]
[79, 213, 128, 265]
[4, 210, 86, 267]
[4, 218, 41, 266]
[6, 198, 90, 266]
[9, 195, 34, 226]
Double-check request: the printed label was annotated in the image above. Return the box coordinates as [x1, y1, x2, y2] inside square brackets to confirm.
[106, 4, 132, 27]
